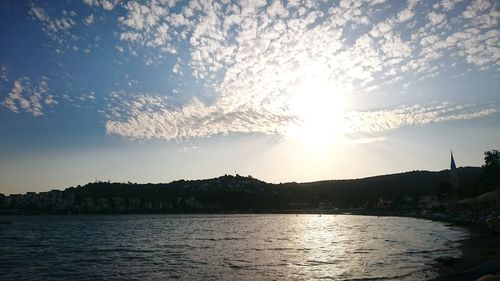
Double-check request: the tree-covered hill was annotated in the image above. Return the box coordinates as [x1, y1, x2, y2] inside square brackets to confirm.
[1, 167, 487, 214]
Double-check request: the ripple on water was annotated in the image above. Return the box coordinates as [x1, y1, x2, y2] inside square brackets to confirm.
[0, 214, 467, 281]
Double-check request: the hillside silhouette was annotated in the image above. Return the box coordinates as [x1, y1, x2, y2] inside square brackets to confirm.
[278, 167, 483, 207]
[1, 167, 488, 214]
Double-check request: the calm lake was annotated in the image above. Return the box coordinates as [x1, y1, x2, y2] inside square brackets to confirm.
[0, 214, 468, 280]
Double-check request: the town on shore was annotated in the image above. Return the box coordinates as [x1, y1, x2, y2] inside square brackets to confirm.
[1, 150, 499, 226]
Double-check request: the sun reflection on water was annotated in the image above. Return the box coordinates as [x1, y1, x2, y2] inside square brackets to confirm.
[0, 214, 467, 281]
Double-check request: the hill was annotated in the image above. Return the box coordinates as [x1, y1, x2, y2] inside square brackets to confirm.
[277, 167, 483, 207]
[0, 167, 486, 213]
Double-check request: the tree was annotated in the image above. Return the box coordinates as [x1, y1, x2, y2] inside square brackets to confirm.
[483, 149, 500, 183]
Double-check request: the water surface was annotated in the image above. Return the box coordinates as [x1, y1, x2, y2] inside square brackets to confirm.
[0, 214, 468, 280]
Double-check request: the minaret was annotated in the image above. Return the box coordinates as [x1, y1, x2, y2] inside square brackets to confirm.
[450, 150, 459, 188]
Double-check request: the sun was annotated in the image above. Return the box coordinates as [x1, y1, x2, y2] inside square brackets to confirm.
[285, 75, 350, 146]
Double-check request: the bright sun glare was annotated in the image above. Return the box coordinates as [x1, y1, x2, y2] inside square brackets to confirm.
[285, 74, 350, 146]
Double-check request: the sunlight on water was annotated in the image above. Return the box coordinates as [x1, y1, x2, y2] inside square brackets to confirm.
[0, 215, 468, 280]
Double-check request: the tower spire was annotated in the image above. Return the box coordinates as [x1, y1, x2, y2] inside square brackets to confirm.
[450, 150, 456, 170]
[450, 150, 459, 188]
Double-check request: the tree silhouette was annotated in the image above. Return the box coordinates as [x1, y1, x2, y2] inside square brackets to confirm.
[483, 149, 500, 184]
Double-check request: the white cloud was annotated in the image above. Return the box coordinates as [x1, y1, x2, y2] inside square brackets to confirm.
[106, 93, 499, 141]
[44, 94, 58, 105]
[172, 63, 181, 74]
[102, 0, 117, 10]
[105, 95, 294, 140]
[440, 0, 465, 11]
[79, 91, 97, 102]
[117, 0, 173, 55]
[100, 0, 500, 141]
[397, 9, 414, 22]
[0, 65, 8, 91]
[115, 45, 125, 52]
[29, 5, 76, 33]
[380, 33, 412, 59]
[463, 0, 492, 18]
[83, 0, 120, 11]
[2, 77, 57, 116]
[30, 5, 49, 22]
[427, 12, 446, 26]
[83, 0, 99, 6]
[344, 103, 499, 134]
[83, 14, 95, 25]
[29, 4, 79, 50]
[120, 32, 142, 42]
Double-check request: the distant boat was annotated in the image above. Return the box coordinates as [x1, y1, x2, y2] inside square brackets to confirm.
[0, 219, 13, 225]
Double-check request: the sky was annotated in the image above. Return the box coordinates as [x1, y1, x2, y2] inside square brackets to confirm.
[0, 0, 499, 194]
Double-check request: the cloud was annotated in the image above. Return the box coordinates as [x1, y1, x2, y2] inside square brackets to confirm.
[463, 0, 493, 18]
[79, 91, 96, 102]
[440, 0, 465, 11]
[115, 45, 125, 52]
[172, 63, 181, 74]
[347, 136, 386, 145]
[2, 76, 57, 116]
[180, 145, 200, 152]
[83, 14, 95, 25]
[105, 94, 295, 140]
[116, 0, 179, 59]
[0, 65, 8, 90]
[83, 0, 120, 11]
[344, 103, 499, 134]
[106, 91, 498, 141]
[427, 12, 446, 26]
[30, 5, 50, 22]
[29, 5, 76, 33]
[112, 0, 499, 80]
[397, 9, 414, 23]
[73, 0, 500, 140]
[29, 4, 80, 51]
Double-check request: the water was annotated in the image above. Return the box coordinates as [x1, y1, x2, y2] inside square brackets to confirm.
[0, 214, 468, 280]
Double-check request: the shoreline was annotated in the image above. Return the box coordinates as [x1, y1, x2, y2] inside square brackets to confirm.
[431, 222, 500, 280]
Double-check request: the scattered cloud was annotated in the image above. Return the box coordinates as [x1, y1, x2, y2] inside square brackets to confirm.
[29, 5, 77, 35]
[0, 65, 8, 90]
[427, 12, 446, 26]
[11, 0, 500, 140]
[105, 93, 294, 140]
[101, 0, 500, 141]
[440, 0, 465, 11]
[172, 63, 181, 74]
[2, 76, 57, 116]
[83, 14, 95, 25]
[29, 4, 80, 51]
[82, 0, 120, 11]
[397, 9, 414, 23]
[115, 45, 125, 52]
[79, 91, 96, 102]
[105, 91, 498, 141]
[112, 0, 498, 87]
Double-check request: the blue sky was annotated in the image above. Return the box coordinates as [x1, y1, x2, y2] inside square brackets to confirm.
[0, 0, 499, 194]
